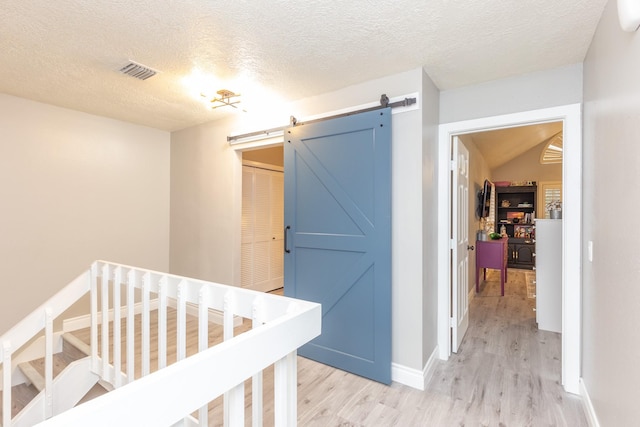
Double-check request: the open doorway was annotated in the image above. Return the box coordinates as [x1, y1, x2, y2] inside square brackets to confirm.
[240, 146, 284, 293]
[438, 104, 582, 394]
[460, 120, 563, 301]
[453, 121, 563, 342]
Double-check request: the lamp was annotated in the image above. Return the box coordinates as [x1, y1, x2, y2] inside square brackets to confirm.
[618, 0, 640, 32]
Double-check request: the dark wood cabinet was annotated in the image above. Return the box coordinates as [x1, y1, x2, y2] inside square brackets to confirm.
[495, 184, 537, 270]
[507, 241, 536, 269]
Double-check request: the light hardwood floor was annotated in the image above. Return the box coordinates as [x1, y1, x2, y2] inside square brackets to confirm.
[287, 269, 587, 426]
[72, 270, 587, 426]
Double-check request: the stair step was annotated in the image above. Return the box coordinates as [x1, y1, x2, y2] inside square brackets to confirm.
[16, 332, 91, 393]
[62, 332, 91, 360]
[77, 382, 109, 406]
[0, 383, 39, 419]
[18, 353, 72, 392]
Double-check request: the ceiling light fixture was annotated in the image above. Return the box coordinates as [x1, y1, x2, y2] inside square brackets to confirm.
[618, 0, 640, 32]
[202, 89, 247, 112]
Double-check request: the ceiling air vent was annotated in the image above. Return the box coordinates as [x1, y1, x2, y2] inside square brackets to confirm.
[119, 61, 157, 80]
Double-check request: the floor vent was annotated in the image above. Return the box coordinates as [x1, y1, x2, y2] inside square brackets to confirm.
[119, 61, 157, 80]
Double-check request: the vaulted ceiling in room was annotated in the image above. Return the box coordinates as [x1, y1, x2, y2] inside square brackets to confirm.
[0, 1, 607, 131]
[461, 122, 564, 170]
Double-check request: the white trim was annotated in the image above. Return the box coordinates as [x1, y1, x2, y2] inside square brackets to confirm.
[580, 378, 601, 427]
[229, 92, 420, 152]
[300, 92, 420, 123]
[391, 346, 439, 391]
[62, 300, 160, 332]
[62, 299, 243, 331]
[178, 302, 243, 328]
[437, 104, 582, 394]
[241, 160, 284, 173]
[230, 133, 285, 151]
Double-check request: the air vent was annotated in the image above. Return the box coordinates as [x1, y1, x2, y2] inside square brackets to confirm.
[119, 61, 157, 80]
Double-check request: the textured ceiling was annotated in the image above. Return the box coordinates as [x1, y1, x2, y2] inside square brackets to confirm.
[0, 0, 607, 131]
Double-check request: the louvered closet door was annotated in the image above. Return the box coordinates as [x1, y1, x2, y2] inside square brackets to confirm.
[241, 165, 284, 292]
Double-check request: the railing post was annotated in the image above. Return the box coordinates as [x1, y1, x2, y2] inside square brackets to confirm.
[158, 276, 168, 370]
[198, 286, 210, 427]
[177, 281, 187, 362]
[252, 298, 264, 427]
[223, 292, 244, 427]
[126, 270, 136, 383]
[3, 341, 12, 427]
[274, 351, 297, 427]
[45, 308, 54, 419]
[141, 272, 151, 377]
[90, 263, 99, 374]
[113, 266, 123, 388]
[101, 263, 111, 382]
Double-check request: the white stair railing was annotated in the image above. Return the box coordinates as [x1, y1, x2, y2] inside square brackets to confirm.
[1, 270, 91, 427]
[0, 261, 321, 427]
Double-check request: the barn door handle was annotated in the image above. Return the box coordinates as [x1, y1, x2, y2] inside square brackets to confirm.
[284, 225, 291, 253]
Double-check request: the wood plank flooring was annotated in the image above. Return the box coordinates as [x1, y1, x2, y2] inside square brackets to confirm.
[70, 270, 587, 426]
[292, 269, 587, 426]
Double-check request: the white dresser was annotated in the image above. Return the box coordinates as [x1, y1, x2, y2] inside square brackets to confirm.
[534, 219, 562, 333]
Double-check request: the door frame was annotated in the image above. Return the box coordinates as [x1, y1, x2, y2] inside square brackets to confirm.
[437, 104, 582, 394]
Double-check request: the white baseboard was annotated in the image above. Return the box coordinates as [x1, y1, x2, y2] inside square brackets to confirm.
[63, 300, 160, 332]
[173, 301, 243, 328]
[580, 378, 601, 427]
[391, 346, 439, 391]
[63, 299, 243, 332]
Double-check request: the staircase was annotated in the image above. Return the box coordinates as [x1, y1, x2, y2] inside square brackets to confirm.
[0, 332, 108, 426]
[0, 261, 321, 426]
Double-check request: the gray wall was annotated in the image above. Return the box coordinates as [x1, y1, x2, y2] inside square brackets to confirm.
[0, 94, 170, 335]
[421, 68, 440, 367]
[439, 64, 583, 306]
[440, 63, 583, 123]
[582, 0, 640, 424]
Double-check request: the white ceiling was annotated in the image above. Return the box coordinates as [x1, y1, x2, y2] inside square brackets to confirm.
[0, 1, 607, 131]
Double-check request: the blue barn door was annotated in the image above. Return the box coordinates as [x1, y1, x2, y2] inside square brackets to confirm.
[284, 108, 392, 384]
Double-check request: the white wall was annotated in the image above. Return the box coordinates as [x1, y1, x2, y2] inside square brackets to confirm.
[170, 117, 242, 285]
[170, 68, 437, 376]
[0, 94, 170, 335]
[582, 0, 640, 423]
[440, 63, 583, 123]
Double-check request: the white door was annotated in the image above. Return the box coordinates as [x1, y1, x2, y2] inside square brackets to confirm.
[241, 165, 284, 292]
[451, 136, 470, 353]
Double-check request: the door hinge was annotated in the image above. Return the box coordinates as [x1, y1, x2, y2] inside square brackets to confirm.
[449, 317, 455, 327]
[450, 160, 456, 171]
[449, 238, 454, 249]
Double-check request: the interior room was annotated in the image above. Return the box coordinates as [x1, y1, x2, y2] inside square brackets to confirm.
[1, 0, 639, 425]
[460, 122, 563, 306]
[457, 121, 565, 356]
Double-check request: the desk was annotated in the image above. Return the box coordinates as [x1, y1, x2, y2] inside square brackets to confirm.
[476, 237, 508, 296]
